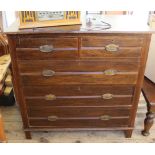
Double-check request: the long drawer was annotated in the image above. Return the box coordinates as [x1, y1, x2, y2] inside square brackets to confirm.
[17, 59, 140, 73]
[25, 98, 133, 107]
[28, 107, 130, 128]
[29, 118, 129, 128]
[28, 106, 131, 118]
[23, 85, 134, 96]
[24, 85, 134, 107]
[20, 73, 138, 85]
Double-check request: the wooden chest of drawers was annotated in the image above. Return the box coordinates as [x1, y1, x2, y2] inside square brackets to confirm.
[6, 16, 152, 139]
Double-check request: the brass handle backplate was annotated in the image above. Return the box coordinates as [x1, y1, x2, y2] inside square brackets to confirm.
[47, 116, 58, 121]
[100, 115, 111, 121]
[105, 44, 119, 52]
[104, 69, 117, 76]
[42, 70, 55, 77]
[102, 93, 113, 99]
[45, 94, 56, 101]
[39, 45, 54, 52]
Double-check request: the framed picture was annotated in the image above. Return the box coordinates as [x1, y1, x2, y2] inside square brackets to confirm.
[19, 11, 81, 29]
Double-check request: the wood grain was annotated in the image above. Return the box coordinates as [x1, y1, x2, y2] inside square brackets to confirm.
[17, 59, 140, 72]
[6, 29, 151, 138]
[17, 37, 78, 48]
[80, 47, 142, 58]
[81, 36, 144, 47]
[20, 74, 138, 85]
[23, 85, 134, 96]
[27, 106, 131, 117]
[25, 98, 133, 107]
[29, 118, 129, 128]
[16, 48, 78, 60]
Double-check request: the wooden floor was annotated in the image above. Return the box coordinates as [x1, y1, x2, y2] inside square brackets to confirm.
[1, 94, 155, 143]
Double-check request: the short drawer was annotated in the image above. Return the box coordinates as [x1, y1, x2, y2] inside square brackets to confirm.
[81, 36, 144, 47]
[28, 106, 131, 118]
[16, 48, 78, 60]
[29, 117, 129, 128]
[16, 37, 78, 60]
[17, 37, 78, 48]
[80, 47, 142, 58]
[81, 36, 143, 58]
[18, 58, 140, 73]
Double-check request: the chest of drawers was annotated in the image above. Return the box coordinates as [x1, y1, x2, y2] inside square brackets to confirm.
[6, 16, 152, 139]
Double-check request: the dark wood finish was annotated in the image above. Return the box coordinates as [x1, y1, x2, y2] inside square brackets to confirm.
[25, 97, 133, 107]
[142, 77, 155, 136]
[81, 36, 144, 47]
[23, 85, 134, 96]
[6, 19, 152, 139]
[24, 85, 134, 107]
[25, 131, 32, 139]
[18, 59, 140, 72]
[80, 47, 142, 58]
[16, 48, 78, 60]
[7, 36, 31, 139]
[126, 35, 151, 138]
[28, 106, 131, 117]
[20, 73, 138, 85]
[16, 37, 78, 48]
[29, 118, 129, 128]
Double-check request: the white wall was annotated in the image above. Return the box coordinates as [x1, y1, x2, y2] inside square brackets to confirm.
[2, 11, 16, 31]
[145, 34, 155, 82]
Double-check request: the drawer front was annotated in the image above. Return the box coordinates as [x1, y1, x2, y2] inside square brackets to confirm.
[28, 107, 130, 128]
[17, 37, 78, 48]
[29, 118, 129, 128]
[28, 106, 131, 117]
[23, 85, 134, 96]
[24, 85, 134, 107]
[18, 59, 140, 73]
[16, 48, 78, 60]
[81, 36, 144, 47]
[81, 36, 143, 58]
[20, 73, 138, 85]
[80, 47, 141, 58]
[16, 37, 78, 60]
[26, 98, 133, 107]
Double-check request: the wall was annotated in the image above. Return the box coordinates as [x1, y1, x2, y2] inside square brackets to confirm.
[145, 34, 155, 83]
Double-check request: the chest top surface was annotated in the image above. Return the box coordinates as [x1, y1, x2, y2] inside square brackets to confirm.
[4, 15, 155, 35]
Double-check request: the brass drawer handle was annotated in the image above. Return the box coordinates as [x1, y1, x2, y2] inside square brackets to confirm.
[47, 116, 58, 121]
[100, 115, 111, 121]
[102, 93, 113, 99]
[39, 45, 54, 52]
[42, 70, 55, 77]
[45, 94, 56, 100]
[104, 69, 117, 75]
[105, 44, 119, 52]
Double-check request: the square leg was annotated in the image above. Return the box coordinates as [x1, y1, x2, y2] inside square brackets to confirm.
[25, 131, 32, 139]
[124, 130, 133, 138]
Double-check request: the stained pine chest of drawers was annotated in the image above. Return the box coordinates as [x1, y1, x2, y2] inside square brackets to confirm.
[6, 17, 152, 139]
